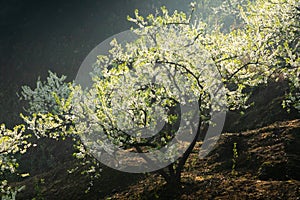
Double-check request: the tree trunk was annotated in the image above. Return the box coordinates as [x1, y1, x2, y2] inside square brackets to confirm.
[165, 174, 182, 194]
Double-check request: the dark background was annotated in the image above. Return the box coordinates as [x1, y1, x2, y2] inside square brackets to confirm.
[1, 2, 299, 199]
[0, 0, 193, 126]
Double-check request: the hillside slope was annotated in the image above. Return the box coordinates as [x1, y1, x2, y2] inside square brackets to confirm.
[108, 119, 300, 200]
[10, 81, 299, 199]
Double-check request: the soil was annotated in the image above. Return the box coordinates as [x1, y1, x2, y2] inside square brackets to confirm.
[1, 2, 299, 199]
[11, 119, 299, 200]
[107, 119, 300, 200]
[8, 81, 300, 199]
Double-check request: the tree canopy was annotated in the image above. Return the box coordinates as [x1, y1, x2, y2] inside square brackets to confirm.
[1, 0, 299, 196]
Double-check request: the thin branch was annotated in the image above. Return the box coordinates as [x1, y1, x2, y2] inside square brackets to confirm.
[184, 33, 202, 47]
[156, 60, 204, 90]
[214, 55, 239, 64]
[227, 61, 259, 81]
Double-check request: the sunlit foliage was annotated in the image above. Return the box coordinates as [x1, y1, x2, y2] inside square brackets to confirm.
[0, 124, 30, 199]
[1, 0, 298, 194]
